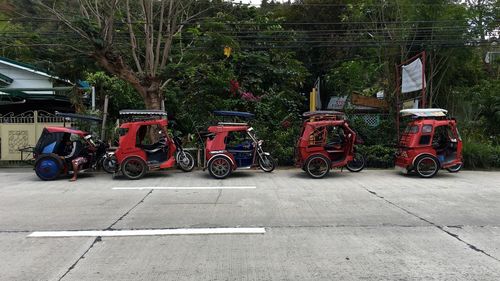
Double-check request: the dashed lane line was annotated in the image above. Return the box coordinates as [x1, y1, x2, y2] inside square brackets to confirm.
[113, 186, 257, 190]
[27, 227, 266, 238]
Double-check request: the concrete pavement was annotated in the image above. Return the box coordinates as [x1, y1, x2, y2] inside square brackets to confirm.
[0, 168, 499, 280]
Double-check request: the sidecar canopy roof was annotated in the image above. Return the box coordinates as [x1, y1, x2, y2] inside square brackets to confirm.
[400, 108, 448, 117]
[213, 111, 255, 119]
[119, 109, 168, 116]
[55, 111, 103, 123]
[303, 111, 343, 117]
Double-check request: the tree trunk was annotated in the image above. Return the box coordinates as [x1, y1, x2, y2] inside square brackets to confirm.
[142, 80, 162, 110]
[92, 50, 163, 111]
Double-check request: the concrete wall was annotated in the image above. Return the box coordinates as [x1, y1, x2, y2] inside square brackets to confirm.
[0, 111, 64, 160]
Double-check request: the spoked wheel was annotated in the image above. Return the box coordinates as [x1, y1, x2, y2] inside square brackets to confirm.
[446, 163, 462, 173]
[176, 151, 195, 172]
[304, 154, 331, 179]
[35, 154, 63, 181]
[102, 155, 117, 174]
[346, 152, 365, 172]
[208, 156, 232, 179]
[258, 154, 276, 172]
[121, 157, 147, 180]
[415, 155, 439, 178]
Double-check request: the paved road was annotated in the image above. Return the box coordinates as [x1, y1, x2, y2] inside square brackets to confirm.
[1, 168, 499, 280]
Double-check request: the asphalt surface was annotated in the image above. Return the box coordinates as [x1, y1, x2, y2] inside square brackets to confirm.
[1, 168, 500, 280]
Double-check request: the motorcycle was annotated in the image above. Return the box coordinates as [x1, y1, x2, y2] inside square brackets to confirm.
[173, 132, 195, 172]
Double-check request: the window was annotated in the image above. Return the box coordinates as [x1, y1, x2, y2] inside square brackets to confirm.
[422, 125, 433, 133]
[404, 125, 419, 134]
[118, 128, 129, 136]
[325, 126, 345, 145]
[136, 125, 165, 146]
[226, 131, 252, 150]
[309, 127, 326, 146]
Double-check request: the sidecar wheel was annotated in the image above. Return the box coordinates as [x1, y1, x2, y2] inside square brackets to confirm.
[304, 154, 330, 179]
[208, 156, 232, 179]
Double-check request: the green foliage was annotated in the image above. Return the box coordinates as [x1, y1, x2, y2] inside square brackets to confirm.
[463, 139, 500, 169]
[357, 145, 396, 168]
[348, 116, 396, 146]
[85, 72, 144, 120]
[452, 78, 500, 145]
[253, 90, 305, 164]
[325, 60, 383, 97]
[163, 10, 309, 164]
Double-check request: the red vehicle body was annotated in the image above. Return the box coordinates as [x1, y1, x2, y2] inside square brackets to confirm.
[395, 108, 463, 178]
[115, 110, 194, 179]
[295, 111, 365, 178]
[202, 111, 275, 179]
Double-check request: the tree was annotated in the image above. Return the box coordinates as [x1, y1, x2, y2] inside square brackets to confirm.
[30, 0, 207, 110]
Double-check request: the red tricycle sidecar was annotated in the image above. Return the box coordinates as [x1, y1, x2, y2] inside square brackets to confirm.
[201, 111, 275, 179]
[295, 111, 365, 178]
[395, 108, 463, 178]
[114, 110, 194, 179]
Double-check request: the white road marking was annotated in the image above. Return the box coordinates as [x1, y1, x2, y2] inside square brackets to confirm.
[112, 186, 256, 190]
[27, 227, 266, 238]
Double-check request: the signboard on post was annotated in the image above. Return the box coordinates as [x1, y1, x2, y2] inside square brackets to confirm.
[395, 51, 427, 142]
[402, 58, 426, 93]
[327, 96, 347, 110]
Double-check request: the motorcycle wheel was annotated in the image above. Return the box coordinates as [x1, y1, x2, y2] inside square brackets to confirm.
[346, 152, 365, 172]
[446, 163, 462, 173]
[258, 154, 276, 172]
[176, 151, 195, 172]
[102, 155, 118, 174]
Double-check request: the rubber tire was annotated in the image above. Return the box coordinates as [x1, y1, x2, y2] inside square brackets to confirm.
[35, 153, 63, 181]
[208, 156, 232, 179]
[304, 154, 331, 179]
[414, 155, 439, 178]
[102, 155, 117, 174]
[446, 163, 463, 173]
[346, 152, 365, 172]
[121, 156, 147, 180]
[258, 154, 276, 173]
[176, 151, 195, 172]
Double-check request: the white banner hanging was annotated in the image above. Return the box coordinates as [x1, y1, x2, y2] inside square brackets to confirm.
[402, 58, 426, 94]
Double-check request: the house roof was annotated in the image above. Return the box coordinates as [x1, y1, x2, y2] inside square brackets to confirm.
[0, 72, 13, 86]
[0, 56, 72, 85]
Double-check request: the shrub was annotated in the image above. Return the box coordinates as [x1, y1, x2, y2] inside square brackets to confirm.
[357, 145, 396, 168]
[462, 140, 500, 169]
